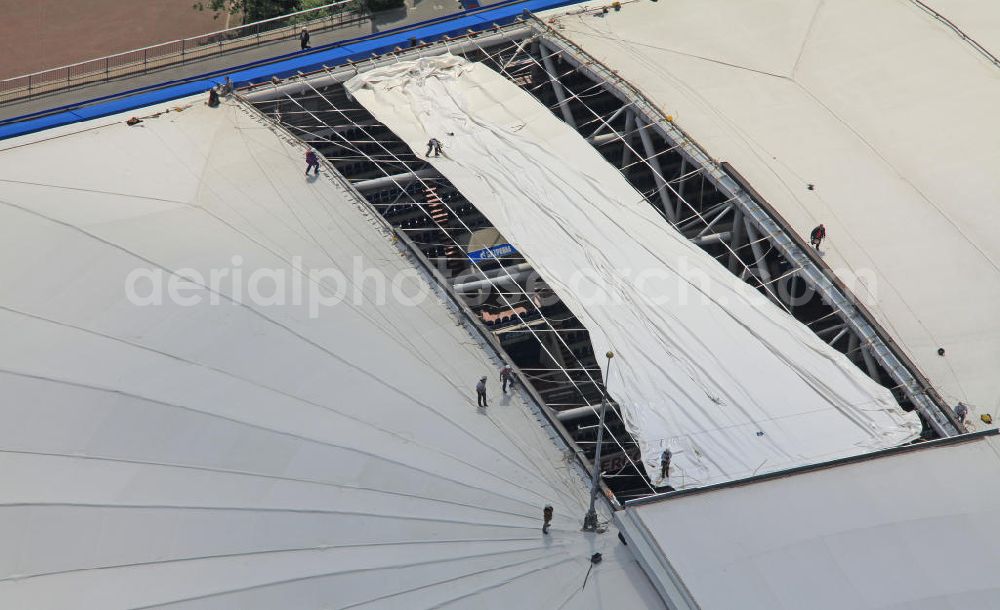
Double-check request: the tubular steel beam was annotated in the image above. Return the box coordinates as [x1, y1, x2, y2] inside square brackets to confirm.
[353, 168, 437, 192]
[727, 208, 746, 275]
[636, 116, 677, 222]
[829, 326, 850, 346]
[588, 103, 628, 140]
[453, 264, 536, 292]
[695, 204, 732, 238]
[744, 222, 774, 286]
[860, 344, 884, 384]
[689, 231, 730, 247]
[675, 157, 688, 219]
[589, 132, 621, 146]
[539, 42, 577, 130]
[620, 109, 636, 170]
[847, 333, 860, 363]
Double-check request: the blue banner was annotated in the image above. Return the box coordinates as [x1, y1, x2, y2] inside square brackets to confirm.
[467, 243, 517, 262]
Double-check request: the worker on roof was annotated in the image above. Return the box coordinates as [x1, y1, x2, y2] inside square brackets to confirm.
[543, 505, 553, 534]
[476, 375, 488, 408]
[954, 402, 969, 424]
[300, 27, 311, 51]
[500, 364, 513, 393]
[660, 448, 672, 481]
[426, 138, 443, 158]
[810, 224, 826, 251]
[305, 149, 320, 176]
[207, 87, 220, 108]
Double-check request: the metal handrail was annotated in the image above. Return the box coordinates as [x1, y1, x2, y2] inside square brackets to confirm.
[1, 0, 365, 103]
[8, 0, 356, 79]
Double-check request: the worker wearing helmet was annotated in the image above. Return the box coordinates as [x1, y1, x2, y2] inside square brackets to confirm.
[476, 375, 488, 408]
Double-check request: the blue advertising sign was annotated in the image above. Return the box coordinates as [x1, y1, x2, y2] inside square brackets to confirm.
[467, 243, 517, 262]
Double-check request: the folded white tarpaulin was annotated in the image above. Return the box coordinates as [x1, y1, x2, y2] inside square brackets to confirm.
[347, 55, 921, 488]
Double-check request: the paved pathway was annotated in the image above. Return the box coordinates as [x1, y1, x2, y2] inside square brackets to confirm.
[0, 0, 223, 79]
[0, 0, 477, 122]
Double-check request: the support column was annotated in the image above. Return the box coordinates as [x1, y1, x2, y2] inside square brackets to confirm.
[860, 343, 883, 384]
[846, 333, 860, 364]
[744, 222, 773, 286]
[636, 116, 677, 223]
[539, 42, 577, 129]
[674, 157, 688, 220]
[727, 208, 746, 274]
[788, 273, 801, 313]
[620, 110, 636, 173]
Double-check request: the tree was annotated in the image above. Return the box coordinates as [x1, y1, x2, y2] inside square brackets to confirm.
[193, 0, 301, 24]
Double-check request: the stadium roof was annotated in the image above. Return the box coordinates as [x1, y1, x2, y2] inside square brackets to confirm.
[542, 0, 1000, 421]
[0, 99, 661, 608]
[5, 1, 1000, 606]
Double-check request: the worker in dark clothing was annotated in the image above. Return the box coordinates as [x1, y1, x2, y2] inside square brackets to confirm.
[543, 505, 553, 534]
[810, 224, 826, 250]
[500, 364, 513, 393]
[660, 448, 672, 481]
[476, 376, 488, 407]
[207, 87, 221, 107]
[300, 28, 311, 50]
[426, 138, 443, 157]
[305, 150, 320, 176]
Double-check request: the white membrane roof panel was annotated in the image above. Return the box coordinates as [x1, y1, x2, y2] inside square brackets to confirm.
[346, 55, 920, 490]
[0, 97, 661, 609]
[628, 433, 1000, 610]
[541, 0, 1000, 421]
